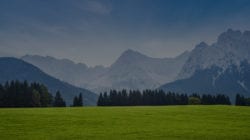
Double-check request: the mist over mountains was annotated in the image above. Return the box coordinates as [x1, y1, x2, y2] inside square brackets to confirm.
[0, 58, 98, 105]
[15, 29, 250, 99]
[22, 49, 190, 92]
[22, 55, 107, 91]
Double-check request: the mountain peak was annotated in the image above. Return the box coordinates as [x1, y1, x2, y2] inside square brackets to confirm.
[111, 49, 149, 66]
[217, 29, 242, 44]
[195, 42, 208, 49]
[122, 49, 141, 56]
[243, 30, 250, 38]
[118, 49, 148, 60]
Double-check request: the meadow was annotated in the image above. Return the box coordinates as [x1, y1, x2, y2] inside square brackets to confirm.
[0, 106, 250, 140]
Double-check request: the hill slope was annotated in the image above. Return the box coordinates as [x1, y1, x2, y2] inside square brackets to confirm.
[0, 57, 98, 105]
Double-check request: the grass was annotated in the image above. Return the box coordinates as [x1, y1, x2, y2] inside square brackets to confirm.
[0, 106, 250, 140]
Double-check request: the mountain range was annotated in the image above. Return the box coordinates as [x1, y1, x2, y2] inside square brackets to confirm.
[161, 29, 250, 98]
[22, 49, 190, 92]
[18, 29, 250, 99]
[0, 57, 98, 105]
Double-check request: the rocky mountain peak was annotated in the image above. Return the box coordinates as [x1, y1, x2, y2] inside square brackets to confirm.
[217, 29, 243, 46]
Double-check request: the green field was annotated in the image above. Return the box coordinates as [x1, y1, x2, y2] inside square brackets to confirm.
[0, 106, 250, 140]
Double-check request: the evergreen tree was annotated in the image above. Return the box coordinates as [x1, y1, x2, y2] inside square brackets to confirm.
[0, 85, 4, 106]
[31, 89, 41, 107]
[97, 93, 104, 106]
[53, 91, 66, 107]
[103, 92, 109, 106]
[0, 81, 54, 107]
[236, 94, 245, 106]
[121, 89, 128, 106]
[73, 93, 83, 107]
[97, 89, 233, 106]
[245, 98, 250, 106]
[73, 96, 79, 107]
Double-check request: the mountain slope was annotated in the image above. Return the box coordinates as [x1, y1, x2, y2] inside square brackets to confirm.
[160, 29, 250, 98]
[22, 55, 107, 89]
[160, 60, 250, 98]
[92, 49, 190, 91]
[0, 57, 98, 105]
[178, 29, 250, 80]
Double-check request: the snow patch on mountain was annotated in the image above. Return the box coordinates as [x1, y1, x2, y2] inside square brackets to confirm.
[177, 29, 250, 80]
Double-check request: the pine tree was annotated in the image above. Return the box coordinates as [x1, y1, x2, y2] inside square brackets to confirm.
[53, 91, 66, 107]
[103, 92, 109, 106]
[121, 89, 128, 106]
[97, 93, 104, 106]
[236, 94, 245, 106]
[73, 96, 79, 107]
[73, 93, 83, 107]
[245, 98, 250, 106]
[0, 81, 54, 107]
[31, 89, 41, 107]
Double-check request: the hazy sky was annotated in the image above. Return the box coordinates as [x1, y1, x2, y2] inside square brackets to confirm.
[1, 0, 250, 66]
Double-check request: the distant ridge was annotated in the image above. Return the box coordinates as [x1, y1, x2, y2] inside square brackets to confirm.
[0, 57, 98, 105]
[22, 49, 190, 92]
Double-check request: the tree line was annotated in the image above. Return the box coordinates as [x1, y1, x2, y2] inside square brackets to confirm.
[236, 94, 250, 106]
[0, 80, 83, 107]
[97, 89, 232, 106]
[1, 81, 249, 107]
